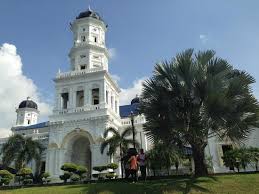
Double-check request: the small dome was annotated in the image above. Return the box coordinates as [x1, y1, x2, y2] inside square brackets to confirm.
[76, 8, 104, 22]
[18, 97, 38, 109]
[131, 95, 140, 105]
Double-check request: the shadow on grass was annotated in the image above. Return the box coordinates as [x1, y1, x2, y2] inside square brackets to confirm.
[66, 176, 218, 194]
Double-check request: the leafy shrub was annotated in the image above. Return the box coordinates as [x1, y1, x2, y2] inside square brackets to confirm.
[59, 171, 72, 183]
[105, 173, 117, 179]
[93, 166, 108, 172]
[16, 168, 33, 185]
[70, 174, 80, 182]
[17, 168, 33, 176]
[93, 166, 108, 180]
[41, 172, 51, 184]
[0, 170, 14, 185]
[61, 163, 78, 173]
[75, 165, 87, 180]
[107, 163, 118, 171]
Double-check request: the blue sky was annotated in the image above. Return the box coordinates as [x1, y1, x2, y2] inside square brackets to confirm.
[0, 0, 259, 100]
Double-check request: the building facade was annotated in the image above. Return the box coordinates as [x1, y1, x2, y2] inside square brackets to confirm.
[0, 8, 259, 179]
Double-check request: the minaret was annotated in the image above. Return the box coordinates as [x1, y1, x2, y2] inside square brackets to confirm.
[16, 97, 39, 126]
[69, 7, 109, 71]
[52, 7, 120, 118]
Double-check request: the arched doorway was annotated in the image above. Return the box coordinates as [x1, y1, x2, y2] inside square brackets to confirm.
[70, 136, 91, 167]
[62, 130, 93, 177]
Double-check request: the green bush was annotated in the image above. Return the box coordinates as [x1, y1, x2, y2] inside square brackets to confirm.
[92, 166, 108, 180]
[107, 163, 118, 171]
[41, 172, 51, 184]
[93, 166, 108, 172]
[70, 174, 80, 182]
[75, 165, 87, 180]
[17, 168, 33, 176]
[105, 173, 117, 179]
[0, 170, 14, 185]
[59, 171, 72, 183]
[61, 163, 78, 173]
[16, 168, 33, 185]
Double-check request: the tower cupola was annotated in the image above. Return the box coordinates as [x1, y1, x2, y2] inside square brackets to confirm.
[16, 97, 39, 126]
[69, 7, 109, 72]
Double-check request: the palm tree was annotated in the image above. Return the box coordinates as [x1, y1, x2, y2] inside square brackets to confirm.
[100, 127, 138, 178]
[1, 134, 44, 174]
[141, 49, 259, 176]
[147, 141, 182, 176]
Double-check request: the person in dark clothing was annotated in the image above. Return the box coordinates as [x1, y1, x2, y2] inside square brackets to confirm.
[137, 149, 147, 180]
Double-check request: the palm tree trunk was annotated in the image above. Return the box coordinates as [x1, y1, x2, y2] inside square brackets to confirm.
[119, 144, 124, 178]
[191, 144, 208, 176]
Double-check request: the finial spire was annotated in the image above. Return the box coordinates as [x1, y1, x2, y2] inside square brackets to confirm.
[88, 0, 92, 11]
[88, 5, 92, 11]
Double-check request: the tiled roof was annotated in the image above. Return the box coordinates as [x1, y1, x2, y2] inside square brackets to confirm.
[119, 103, 140, 118]
[13, 122, 49, 131]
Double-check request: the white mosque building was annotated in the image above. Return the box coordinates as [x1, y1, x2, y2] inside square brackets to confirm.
[0, 8, 259, 180]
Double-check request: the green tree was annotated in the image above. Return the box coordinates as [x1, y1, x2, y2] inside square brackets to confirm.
[0, 170, 14, 186]
[16, 167, 33, 185]
[59, 171, 72, 183]
[61, 163, 78, 173]
[100, 127, 138, 178]
[41, 172, 51, 184]
[222, 150, 238, 172]
[92, 166, 108, 180]
[146, 147, 161, 176]
[147, 141, 182, 176]
[141, 49, 259, 176]
[1, 134, 44, 174]
[75, 165, 87, 181]
[238, 148, 251, 171]
[107, 163, 119, 171]
[248, 147, 259, 171]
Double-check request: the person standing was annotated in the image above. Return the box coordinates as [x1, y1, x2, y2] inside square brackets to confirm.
[138, 149, 147, 180]
[129, 153, 138, 183]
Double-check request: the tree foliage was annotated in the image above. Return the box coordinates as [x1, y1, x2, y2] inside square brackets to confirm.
[0, 170, 14, 186]
[75, 165, 87, 180]
[1, 134, 44, 173]
[146, 141, 183, 176]
[222, 147, 259, 172]
[59, 171, 72, 183]
[100, 127, 139, 178]
[60, 163, 88, 183]
[141, 49, 259, 176]
[41, 172, 51, 184]
[61, 163, 78, 173]
[16, 167, 33, 185]
[107, 163, 119, 170]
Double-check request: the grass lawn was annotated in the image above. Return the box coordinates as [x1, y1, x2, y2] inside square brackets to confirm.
[1, 173, 259, 194]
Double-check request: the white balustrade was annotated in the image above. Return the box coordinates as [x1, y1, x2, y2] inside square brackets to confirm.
[53, 103, 107, 115]
[56, 67, 103, 79]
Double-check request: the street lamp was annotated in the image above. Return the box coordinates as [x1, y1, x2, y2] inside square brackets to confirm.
[130, 111, 136, 149]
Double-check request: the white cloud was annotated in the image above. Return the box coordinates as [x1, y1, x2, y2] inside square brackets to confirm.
[120, 77, 147, 105]
[199, 34, 208, 44]
[111, 74, 121, 84]
[108, 48, 117, 59]
[0, 43, 52, 138]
